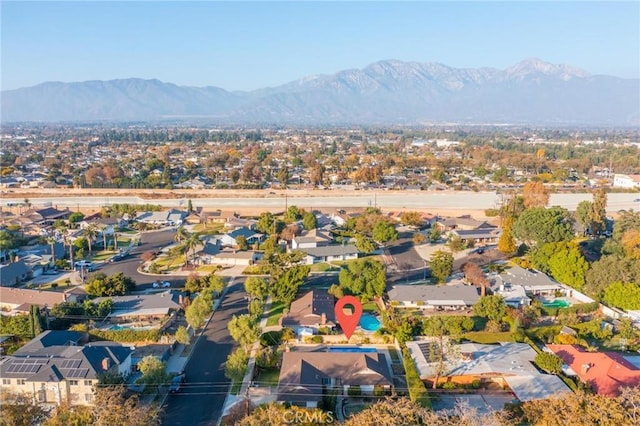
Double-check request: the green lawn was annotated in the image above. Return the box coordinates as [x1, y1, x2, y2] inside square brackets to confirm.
[38, 282, 75, 292]
[362, 302, 378, 313]
[265, 302, 285, 327]
[255, 368, 280, 387]
[463, 331, 516, 344]
[309, 263, 340, 273]
[155, 254, 186, 270]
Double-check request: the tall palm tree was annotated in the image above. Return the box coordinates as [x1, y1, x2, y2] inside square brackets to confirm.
[175, 226, 189, 244]
[182, 233, 200, 266]
[63, 235, 74, 267]
[83, 224, 99, 257]
[46, 236, 57, 263]
[100, 224, 109, 251]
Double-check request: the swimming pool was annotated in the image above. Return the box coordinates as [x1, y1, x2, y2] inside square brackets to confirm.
[359, 313, 382, 332]
[542, 299, 570, 308]
[328, 347, 377, 353]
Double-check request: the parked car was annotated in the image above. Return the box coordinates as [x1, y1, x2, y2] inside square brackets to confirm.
[162, 281, 171, 288]
[152, 281, 160, 288]
[169, 373, 185, 393]
[109, 252, 129, 262]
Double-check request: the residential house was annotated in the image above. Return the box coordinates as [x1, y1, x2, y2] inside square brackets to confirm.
[277, 351, 393, 408]
[0, 330, 132, 406]
[21, 207, 71, 226]
[497, 265, 565, 297]
[613, 174, 640, 189]
[208, 250, 262, 266]
[0, 287, 85, 315]
[406, 341, 571, 401]
[93, 290, 182, 325]
[547, 344, 640, 396]
[298, 244, 359, 265]
[134, 209, 187, 227]
[0, 261, 31, 287]
[291, 229, 333, 250]
[449, 228, 501, 245]
[219, 227, 264, 247]
[387, 284, 480, 310]
[280, 289, 336, 335]
[435, 215, 497, 233]
[223, 216, 257, 231]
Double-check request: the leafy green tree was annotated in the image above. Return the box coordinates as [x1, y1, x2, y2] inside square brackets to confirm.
[535, 352, 563, 374]
[588, 188, 607, 235]
[372, 221, 398, 244]
[473, 295, 507, 323]
[603, 282, 640, 310]
[270, 265, 310, 307]
[547, 244, 589, 290]
[205, 273, 226, 296]
[228, 314, 261, 351]
[248, 299, 264, 318]
[136, 355, 167, 391]
[185, 296, 210, 329]
[0, 315, 31, 338]
[86, 272, 135, 297]
[612, 209, 640, 241]
[354, 233, 376, 254]
[83, 223, 99, 256]
[428, 227, 441, 243]
[446, 235, 464, 253]
[575, 200, 592, 232]
[302, 212, 317, 230]
[338, 258, 385, 300]
[284, 205, 304, 222]
[174, 325, 190, 345]
[512, 206, 573, 246]
[244, 276, 268, 300]
[584, 256, 640, 299]
[68, 211, 85, 224]
[421, 316, 460, 389]
[235, 235, 248, 250]
[429, 250, 454, 284]
[224, 347, 249, 383]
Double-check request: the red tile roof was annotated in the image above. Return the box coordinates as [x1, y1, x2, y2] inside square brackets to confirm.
[547, 344, 640, 397]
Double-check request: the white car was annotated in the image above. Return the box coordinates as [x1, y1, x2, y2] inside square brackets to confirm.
[161, 281, 171, 288]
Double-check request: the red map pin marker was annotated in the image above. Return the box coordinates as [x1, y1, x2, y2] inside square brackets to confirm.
[334, 295, 363, 340]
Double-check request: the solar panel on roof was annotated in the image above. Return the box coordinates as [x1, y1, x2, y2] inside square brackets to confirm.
[66, 368, 89, 378]
[60, 359, 81, 369]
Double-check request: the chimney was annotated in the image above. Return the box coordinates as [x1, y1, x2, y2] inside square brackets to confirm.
[320, 312, 326, 325]
[101, 357, 111, 371]
[481, 285, 486, 297]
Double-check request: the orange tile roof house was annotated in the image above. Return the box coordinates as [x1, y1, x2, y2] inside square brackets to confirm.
[547, 344, 640, 396]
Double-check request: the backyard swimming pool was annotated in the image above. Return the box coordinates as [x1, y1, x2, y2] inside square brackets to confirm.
[359, 313, 382, 332]
[542, 299, 570, 308]
[328, 347, 377, 353]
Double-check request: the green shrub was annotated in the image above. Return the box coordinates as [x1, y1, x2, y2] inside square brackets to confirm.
[311, 335, 323, 344]
[441, 381, 458, 390]
[373, 384, 387, 397]
[471, 380, 481, 389]
[51, 283, 59, 289]
[402, 348, 431, 408]
[89, 328, 160, 343]
[485, 208, 499, 217]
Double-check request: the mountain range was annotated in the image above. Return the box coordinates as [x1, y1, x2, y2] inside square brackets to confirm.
[2, 58, 638, 126]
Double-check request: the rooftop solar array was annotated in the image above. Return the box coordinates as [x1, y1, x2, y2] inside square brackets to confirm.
[60, 359, 82, 369]
[66, 368, 90, 378]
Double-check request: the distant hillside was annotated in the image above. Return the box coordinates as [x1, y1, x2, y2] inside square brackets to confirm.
[2, 59, 638, 126]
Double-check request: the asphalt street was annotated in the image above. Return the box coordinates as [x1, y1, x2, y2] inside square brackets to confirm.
[99, 229, 185, 289]
[161, 278, 247, 426]
[4, 192, 639, 211]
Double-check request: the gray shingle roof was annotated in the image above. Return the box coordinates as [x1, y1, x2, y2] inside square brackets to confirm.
[301, 244, 359, 258]
[277, 352, 392, 403]
[388, 284, 480, 306]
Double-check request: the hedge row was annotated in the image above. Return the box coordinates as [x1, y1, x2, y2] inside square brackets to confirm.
[402, 348, 431, 409]
[89, 328, 161, 343]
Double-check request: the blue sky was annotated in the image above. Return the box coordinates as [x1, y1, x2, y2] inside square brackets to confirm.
[2, 1, 639, 91]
